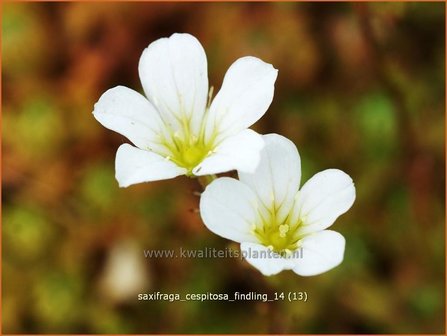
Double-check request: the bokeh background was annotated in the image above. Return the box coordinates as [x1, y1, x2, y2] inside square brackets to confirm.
[2, 2, 445, 334]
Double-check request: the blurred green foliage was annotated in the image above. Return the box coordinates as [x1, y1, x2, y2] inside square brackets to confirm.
[2, 2, 445, 334]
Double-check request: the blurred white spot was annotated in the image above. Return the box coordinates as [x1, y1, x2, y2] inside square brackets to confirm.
[99, 240, 149, 303]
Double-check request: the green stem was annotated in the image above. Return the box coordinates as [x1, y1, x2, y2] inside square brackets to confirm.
[197, 174, 217, 190]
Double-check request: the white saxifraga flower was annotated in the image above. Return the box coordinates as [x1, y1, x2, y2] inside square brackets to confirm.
[93, 33, 278, 187]
[200, 134, 356, 276]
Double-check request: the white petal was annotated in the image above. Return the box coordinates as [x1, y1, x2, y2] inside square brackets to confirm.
[239, 134, 301, 224]
[199, 177, 259, 244]
[240, 242, 296, 276]
[93, 86, 166, 152]
[115, 144, 186, 187]
[139, 33, 208, 136]
[205, 56, 278, 141]
[293, 230, 345, 276]
[192, 129, 264, 176]
[293, 169, 355, 234]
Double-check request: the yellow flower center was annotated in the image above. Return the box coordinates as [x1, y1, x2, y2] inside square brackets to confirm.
[168, 138, 213, 175]
[158, 110, 217, 176]
[252, 208, 304, 255]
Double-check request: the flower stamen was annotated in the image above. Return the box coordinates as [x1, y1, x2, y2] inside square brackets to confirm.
[253, 210, 304, 254]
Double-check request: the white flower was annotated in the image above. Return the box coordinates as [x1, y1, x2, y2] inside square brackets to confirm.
[93, 33, 278, 187]
[200, 134, 356, 276]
